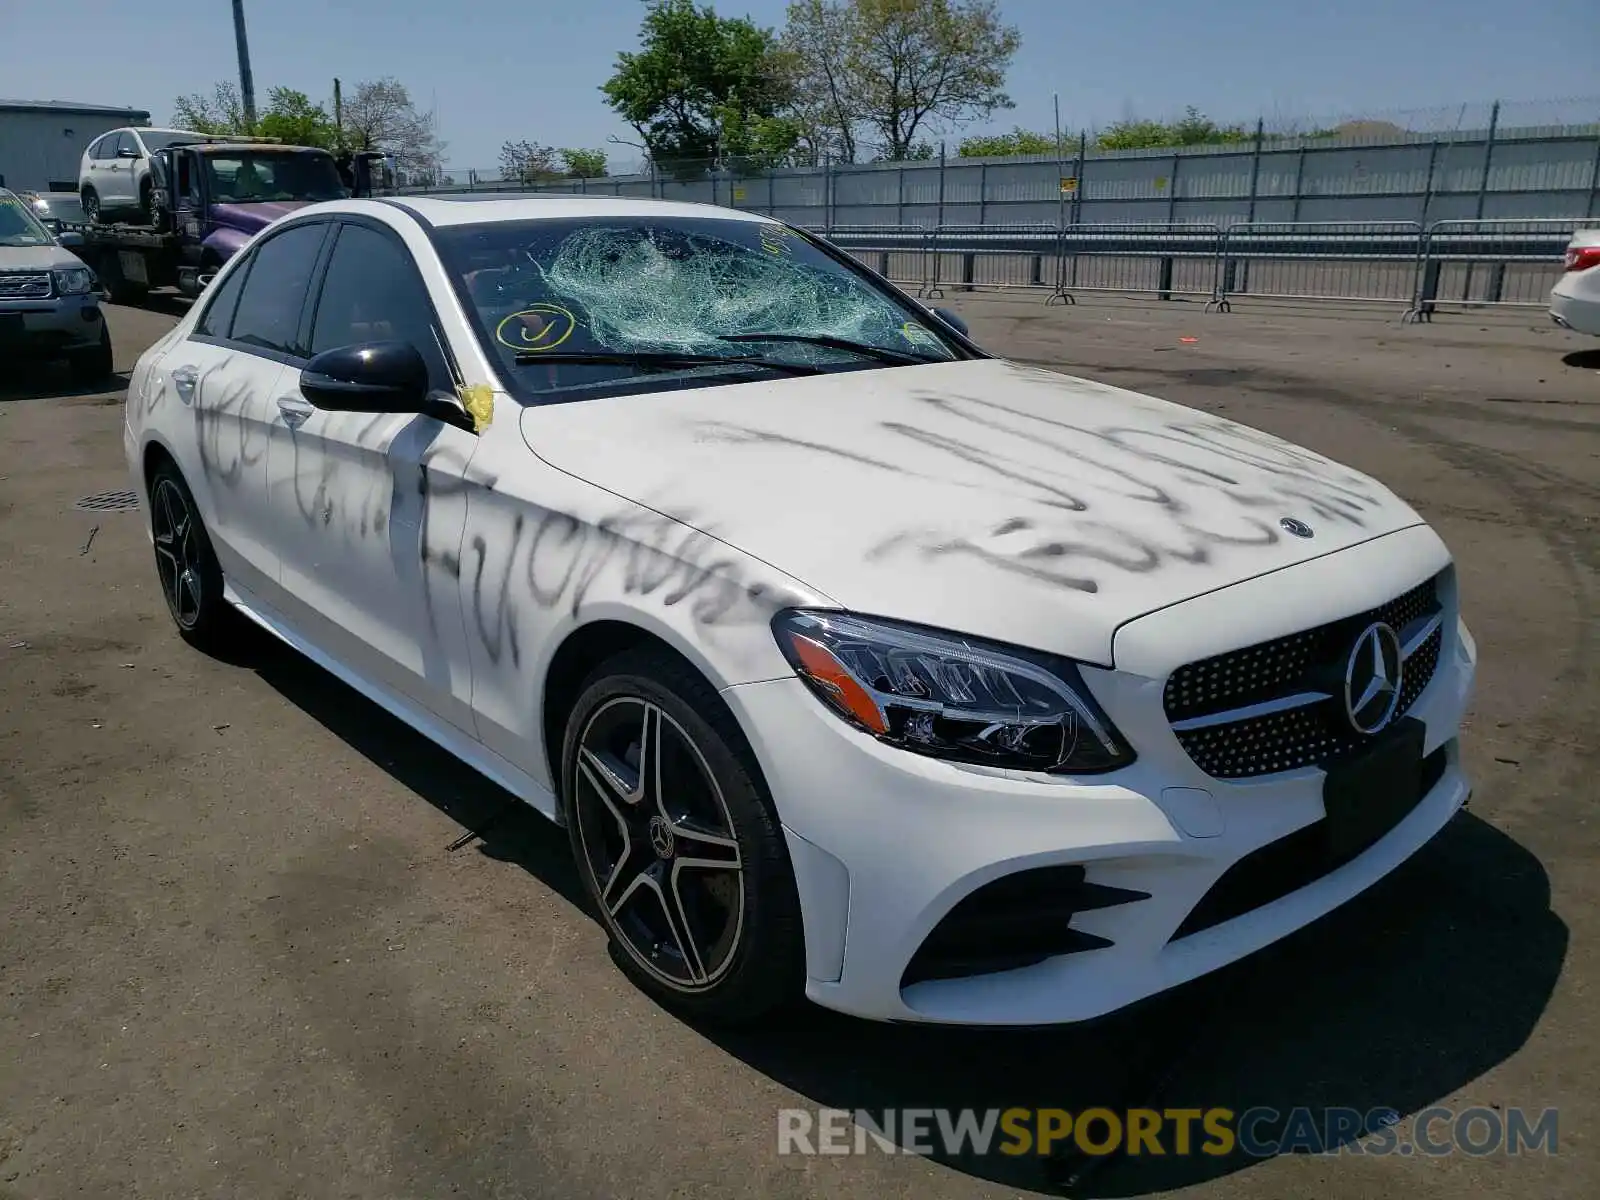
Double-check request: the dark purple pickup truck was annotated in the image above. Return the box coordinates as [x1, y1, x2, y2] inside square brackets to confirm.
[60, 142, 388, 303]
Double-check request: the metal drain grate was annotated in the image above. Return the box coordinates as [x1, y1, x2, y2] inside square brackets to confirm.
[74, 489, 141, 513]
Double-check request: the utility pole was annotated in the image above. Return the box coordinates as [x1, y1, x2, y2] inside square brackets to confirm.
[333, 78, 344, 150]
[232, 0, 257, 129]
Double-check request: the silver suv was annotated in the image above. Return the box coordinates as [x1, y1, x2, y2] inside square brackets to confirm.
[0, 189, 113, 384]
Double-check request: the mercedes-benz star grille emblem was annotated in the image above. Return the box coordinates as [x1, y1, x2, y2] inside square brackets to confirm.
[1280, 517, 1314, 539]
[1344, 622, 1405, 735]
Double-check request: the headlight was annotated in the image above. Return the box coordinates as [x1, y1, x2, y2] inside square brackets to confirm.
[772, 610, 1135, 774]
[53, 267, 95, 295]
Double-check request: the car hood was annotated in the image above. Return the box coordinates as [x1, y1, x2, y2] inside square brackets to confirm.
[209, 200, 314, 234]
[0, 243, 85, 271]
[519, 358, 1426, 665]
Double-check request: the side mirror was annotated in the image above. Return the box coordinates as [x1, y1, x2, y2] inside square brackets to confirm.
[117, 147, 141, 159]
[931, 306, 969, 337]
[300, 341, 430, 413]
[56, 230, 84, 248]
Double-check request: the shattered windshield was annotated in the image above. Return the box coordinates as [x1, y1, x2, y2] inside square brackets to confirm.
[434, 215, 964, 402]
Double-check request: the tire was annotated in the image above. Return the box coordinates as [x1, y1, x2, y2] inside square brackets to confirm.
[68, 324, 113, 386]
[80, 186, 100, 225]
[147, 463, 236, 652]
[561, 646, 805, 1024]
[138, 177, 155, 227]
[99, 253, 148, 306]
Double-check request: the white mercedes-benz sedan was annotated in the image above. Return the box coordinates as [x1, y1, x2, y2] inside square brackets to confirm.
[123, 195, 1477, 1026]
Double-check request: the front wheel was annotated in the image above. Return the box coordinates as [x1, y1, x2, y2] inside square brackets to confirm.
[562, 647, 804, 1024]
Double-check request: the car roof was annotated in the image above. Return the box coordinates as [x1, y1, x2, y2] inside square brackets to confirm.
[383, 194, 778, 228]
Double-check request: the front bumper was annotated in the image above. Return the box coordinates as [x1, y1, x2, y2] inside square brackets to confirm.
[0, 293, 104, 357]
[724, 527, 1477, 1026]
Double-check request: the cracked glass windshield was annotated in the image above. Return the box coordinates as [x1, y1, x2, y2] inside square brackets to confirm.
[435, 215, 964, 402]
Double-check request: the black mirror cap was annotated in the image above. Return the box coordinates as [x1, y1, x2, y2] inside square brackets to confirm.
[300, 340, 430, 412]
[931, 306, 969, 337]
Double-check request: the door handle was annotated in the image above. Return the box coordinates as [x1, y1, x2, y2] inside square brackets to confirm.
[276, 396, 315, 427]
[170, 365, 197, 401]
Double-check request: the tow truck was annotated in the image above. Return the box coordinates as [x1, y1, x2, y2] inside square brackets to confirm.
[57, 139, 391, 304]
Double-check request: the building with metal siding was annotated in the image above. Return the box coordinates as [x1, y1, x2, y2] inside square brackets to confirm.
[0, 100, 151, 192]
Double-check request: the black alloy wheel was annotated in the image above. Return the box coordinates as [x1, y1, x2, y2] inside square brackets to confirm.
[147, 464, 233, 650]
[562, 648, 804, 1023]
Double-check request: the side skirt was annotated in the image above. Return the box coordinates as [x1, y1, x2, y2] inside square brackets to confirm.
[223, 579, 562, 824]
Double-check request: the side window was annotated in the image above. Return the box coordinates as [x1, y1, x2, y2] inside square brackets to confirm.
[109, 133, 130, 158]
[311, 223, 452, 388]
[227, 223, 328, 356]
[88, 136, 108, 161]
[194, 254, 250, 338]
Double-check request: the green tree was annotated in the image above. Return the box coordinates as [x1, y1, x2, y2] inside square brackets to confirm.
[255, 88, 337, 148]
[958, 127, 1060, 157]
[1096, 107, 1250, 151]
[602, 0, 798, 174]
[559, 148, 609, 178]
[842, 0, 1019, 161]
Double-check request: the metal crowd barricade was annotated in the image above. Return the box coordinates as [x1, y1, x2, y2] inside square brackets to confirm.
[1405, 219, 1579, 322]
[806, 225, 933, 292]
[1207, 222, 1425, 313]
[1053, 223, 1224, 306]
[921, 224, 1062, 301]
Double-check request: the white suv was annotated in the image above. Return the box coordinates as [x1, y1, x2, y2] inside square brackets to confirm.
[78, 127, 221, 224]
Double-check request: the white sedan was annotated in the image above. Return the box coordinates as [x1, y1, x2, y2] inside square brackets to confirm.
[1551, 229, 1600, 336]
[124, 196, 1477, 1026]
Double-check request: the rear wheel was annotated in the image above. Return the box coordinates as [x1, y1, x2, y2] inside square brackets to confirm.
[80, 186, 100, 225]
[147, 464, 236, 651]
[562, 647, 804, 1024]
[68, 324, 113, 386]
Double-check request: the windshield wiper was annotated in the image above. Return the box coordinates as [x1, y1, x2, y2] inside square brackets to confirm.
[511, 350, 823, 376]
[719, 332, 944, 366]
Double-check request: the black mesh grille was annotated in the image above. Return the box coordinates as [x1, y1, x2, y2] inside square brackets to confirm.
[1165, 576, 1444, 779]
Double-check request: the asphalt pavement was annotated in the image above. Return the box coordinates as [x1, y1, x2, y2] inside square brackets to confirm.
[1, 294, 1596, 1198]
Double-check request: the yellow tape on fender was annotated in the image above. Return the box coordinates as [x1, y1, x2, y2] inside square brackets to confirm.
[458, 384, 495, 432]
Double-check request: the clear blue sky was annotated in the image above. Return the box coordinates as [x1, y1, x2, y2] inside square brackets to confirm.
[3, 0, 1595, 170]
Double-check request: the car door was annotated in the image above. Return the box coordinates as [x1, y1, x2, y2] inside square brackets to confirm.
[265, 217, 481, 735]
[166, 220, 331, 601]
[100, 132, 136, 207]
[83, 134, 116, 203]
